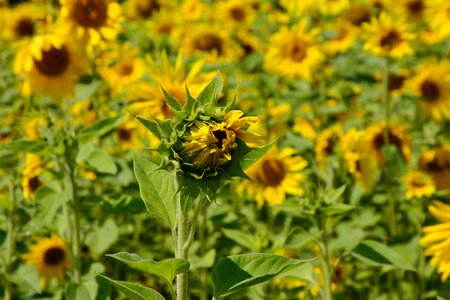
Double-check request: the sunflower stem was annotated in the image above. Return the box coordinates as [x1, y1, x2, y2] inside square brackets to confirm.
[318, 213, 333, 300]
[4, 180, 17, 300]
[176, 210, 188, 300]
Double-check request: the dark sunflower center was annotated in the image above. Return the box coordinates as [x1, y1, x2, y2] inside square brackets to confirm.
[72, 0, 108, 28]
[406, 0, 424, 16]
[388, 74, 407, 91]
[229, 7, 246, 22]
[213, 130, 227, 149]
[194, 33, 223, 55]
[117, 128, 132, 141]
[119, 62, 134, 76]
[258, 159, 286, 186]
[411, 178, 426, 187]
[288, 42, 306, 62]
[137, 0, 160, 18]
[14, 17, 35, 38]
[324, 136, 336, 156]
[44, 246, 66, 266]
[379, 30, 401, 50]
[33, 46, 69, 77]
[420, 80, 440, 101]
[373, 129, 404, 157]
[28, 176, 41, 193]
[345, 5, 371, 26]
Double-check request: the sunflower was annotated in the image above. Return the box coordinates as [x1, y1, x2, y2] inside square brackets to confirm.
[126, 0, 168, 20]
[23, 116, 46, 141]
[403, 170, 436, 200]
[316, 0, 350, 16]
[363, 12, 415, 58]
[340, 128, 378, 192]
[394, 0, 427, 22]
[23, 235, 71, 287]
[70, 99, 97, 126]
[216, 0, 256, 28]
[238, 147, 308, 207]
[147, 8, 181, 38]
[315, 125, 342, 166]
[344, 3, 372, 28]
[419, 145, 450, 191]
[409, 60, 450, 122]
[2, 2, 46, 42]
[114, 114, 146, 152]
[13, 34, 86, 98]
[325, 20, 358, 56]
[264, 21, 324, 81]
[22, 153, 43, 201]
[128, 51, 215, 120]
[425, 0, 450, 40]
[365, 122, 411, 165]
[98, 43, 146, 95]
[59, 0, 122, 45]
[182, 110, 264, 171]
[179, 23, 242, 63]
[420, 201, 450, 281]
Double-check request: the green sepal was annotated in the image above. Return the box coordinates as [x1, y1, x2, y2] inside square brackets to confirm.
[161, 86, 183, 111]
[197, 71, 222, 112]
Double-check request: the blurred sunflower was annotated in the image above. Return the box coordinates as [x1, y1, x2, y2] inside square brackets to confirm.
[181, 0, 209, 22]
[70, 99, 97, 126]
[238, 147, 308, 207]
[126, 0, 168, 20]
[363, 12, 415, 58]
[317, 0, 350, 16]
[394, 0, 427, 22]
[419, 145, 450, 191]
[264, 21, 324, 81]
[182, 110, 263, 171]
[325, 20, 358, 56]
[365, 122, 411, 165]
[420, 201, 450, 281]
[23, 235, 71, 287]
[128, 51, 215, 120]
[180, 23, 242, 63]
[13, 34, 86, 98]
[409, 60, 450, 122]
[344, 3, 372, 28]
[22, 153, 43, 201]
[2, 2, 46, 42]
[59, 0, 122, 45]
[340, 128, 378, 192]
[234, 29, 261, 59]
[98, 43, 145, 95]
[403, 170, 436, 200]
[22, 116, 46, 141]
[147, 8, 181, 38]
[114, 115, 145, 152]
[315, 125, 342, 166]
[425, 0, 450, 40]
[216, 0, 256, 28]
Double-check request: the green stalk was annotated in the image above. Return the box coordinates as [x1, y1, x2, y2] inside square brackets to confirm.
[4, 181, 17, 300]
[318, 214, 333, 300]
[176, 211, 188, 300]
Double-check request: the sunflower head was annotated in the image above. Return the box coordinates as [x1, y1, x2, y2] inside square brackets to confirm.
[403, 170, 436, 199]
[23, 236, 71, 287]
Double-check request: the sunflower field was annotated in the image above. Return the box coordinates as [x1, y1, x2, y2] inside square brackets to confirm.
[1, 0, 450, 299]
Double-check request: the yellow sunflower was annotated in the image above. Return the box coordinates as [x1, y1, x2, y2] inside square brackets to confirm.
[13, 34, 86, 98]
[394, 0, 428, 22]
[340, 128, 378, 192]
[325, 20, 358, 56]
[420, 201, 450, 281]
[98, 43, 146, 95]
[365, 122, 411, 165]
[363, 12, 415, 58]
[125, 0, 169, 20]
[425, 0, 450, 40]
[128, 51, 215, 120]
[70, 99, 97, 126]
[409, 60, 450, 122]
[419, 145, 450, 191]
[216, 0, 256, 28]
[315, 125, 342, 166]
[264, 21, 324, 81]
[114, 114, 147, 152]
[22, 153, 43, 201]
[23, 116, 46, 141]
[147, 8, 181, 38]
[2, 2, 46, 42]
[316, 0, 350, 16]
[182, 110, 264, 171]
[23, 235, 71, 287]
[344, 3, 372, 29]
[59, 0, 122, 45]
[237, 147, 308, 207]
[403, 170, 436, 200]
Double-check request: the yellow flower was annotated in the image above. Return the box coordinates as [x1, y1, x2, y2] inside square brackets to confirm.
[419, 145, 450, 191]
[114, 114, 150, 152]
[238, 147, 307, 207]
[128, 51, 215, 120]
[365, 122, 411, 165]
[425, 0, 450, 40]
[182, 110, 263, 171]
[13, 34, 86, 98]
[23, 116, 46, 141]
[59, 0, 122, 45]
[315, 125, 342, 166]
[363, 12, 415, 58]
[23, 236, 71, 287]
[125, 0, 169, 20]
[344, 3, 372, 28]
[393, 0, 427, 22]
[409, 60, 450, 122]
[147, 8, 181, 38]
[316, 0, 350, 16]
[325, 20, 358, 56]
[340, 128, 378, 192]
[420, 201, 450, 281]
[22, 153, 43, 201]
[70, 99, 97, 126]
[2, 2, 46, 42]
[216, 0, 256, 28]
[264, 21, 324, 81]
[403, 170, 435, 200]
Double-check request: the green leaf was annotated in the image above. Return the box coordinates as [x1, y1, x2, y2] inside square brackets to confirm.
[161, 87, 183, 111]
[74, 80, 102, 101]
[134, 115, 163, 140]
[133, 154, 177, 229]
[197, 71, 223, 108]
[240, 140, 276, 170]
[77, 116, 122, 141]
[222, 228, 261, 250]
[0, 140, 47, 152]
[107, 252, 189, 285]
[65, 283, 92, 300]
[321, 203, 354, 216]
[86, 149, 117, 174]
[284, 227, 319, 249]
[323, 185, 347, 205]
[98, 275, 165, 300]
[85, 219, 119, 255]
[32, 187, 69, 230]
[177, 174, 201, 214]
[212, 253, 308, 298]
[351, 240, 416, 271]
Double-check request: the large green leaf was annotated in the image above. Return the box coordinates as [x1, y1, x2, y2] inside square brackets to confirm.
[0, 140, 47, 152]
[212, 253, 308, 298]
[240, 140, 276, 170]
[32, 187, 69, 230]
[107, 252, 189, 285]
[65, 283, 92, 300]
[351, 240, 416, 272]
[133, 154, 177, 229]
[77, 116, 122, 141]
[98, 275, 165, 300]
